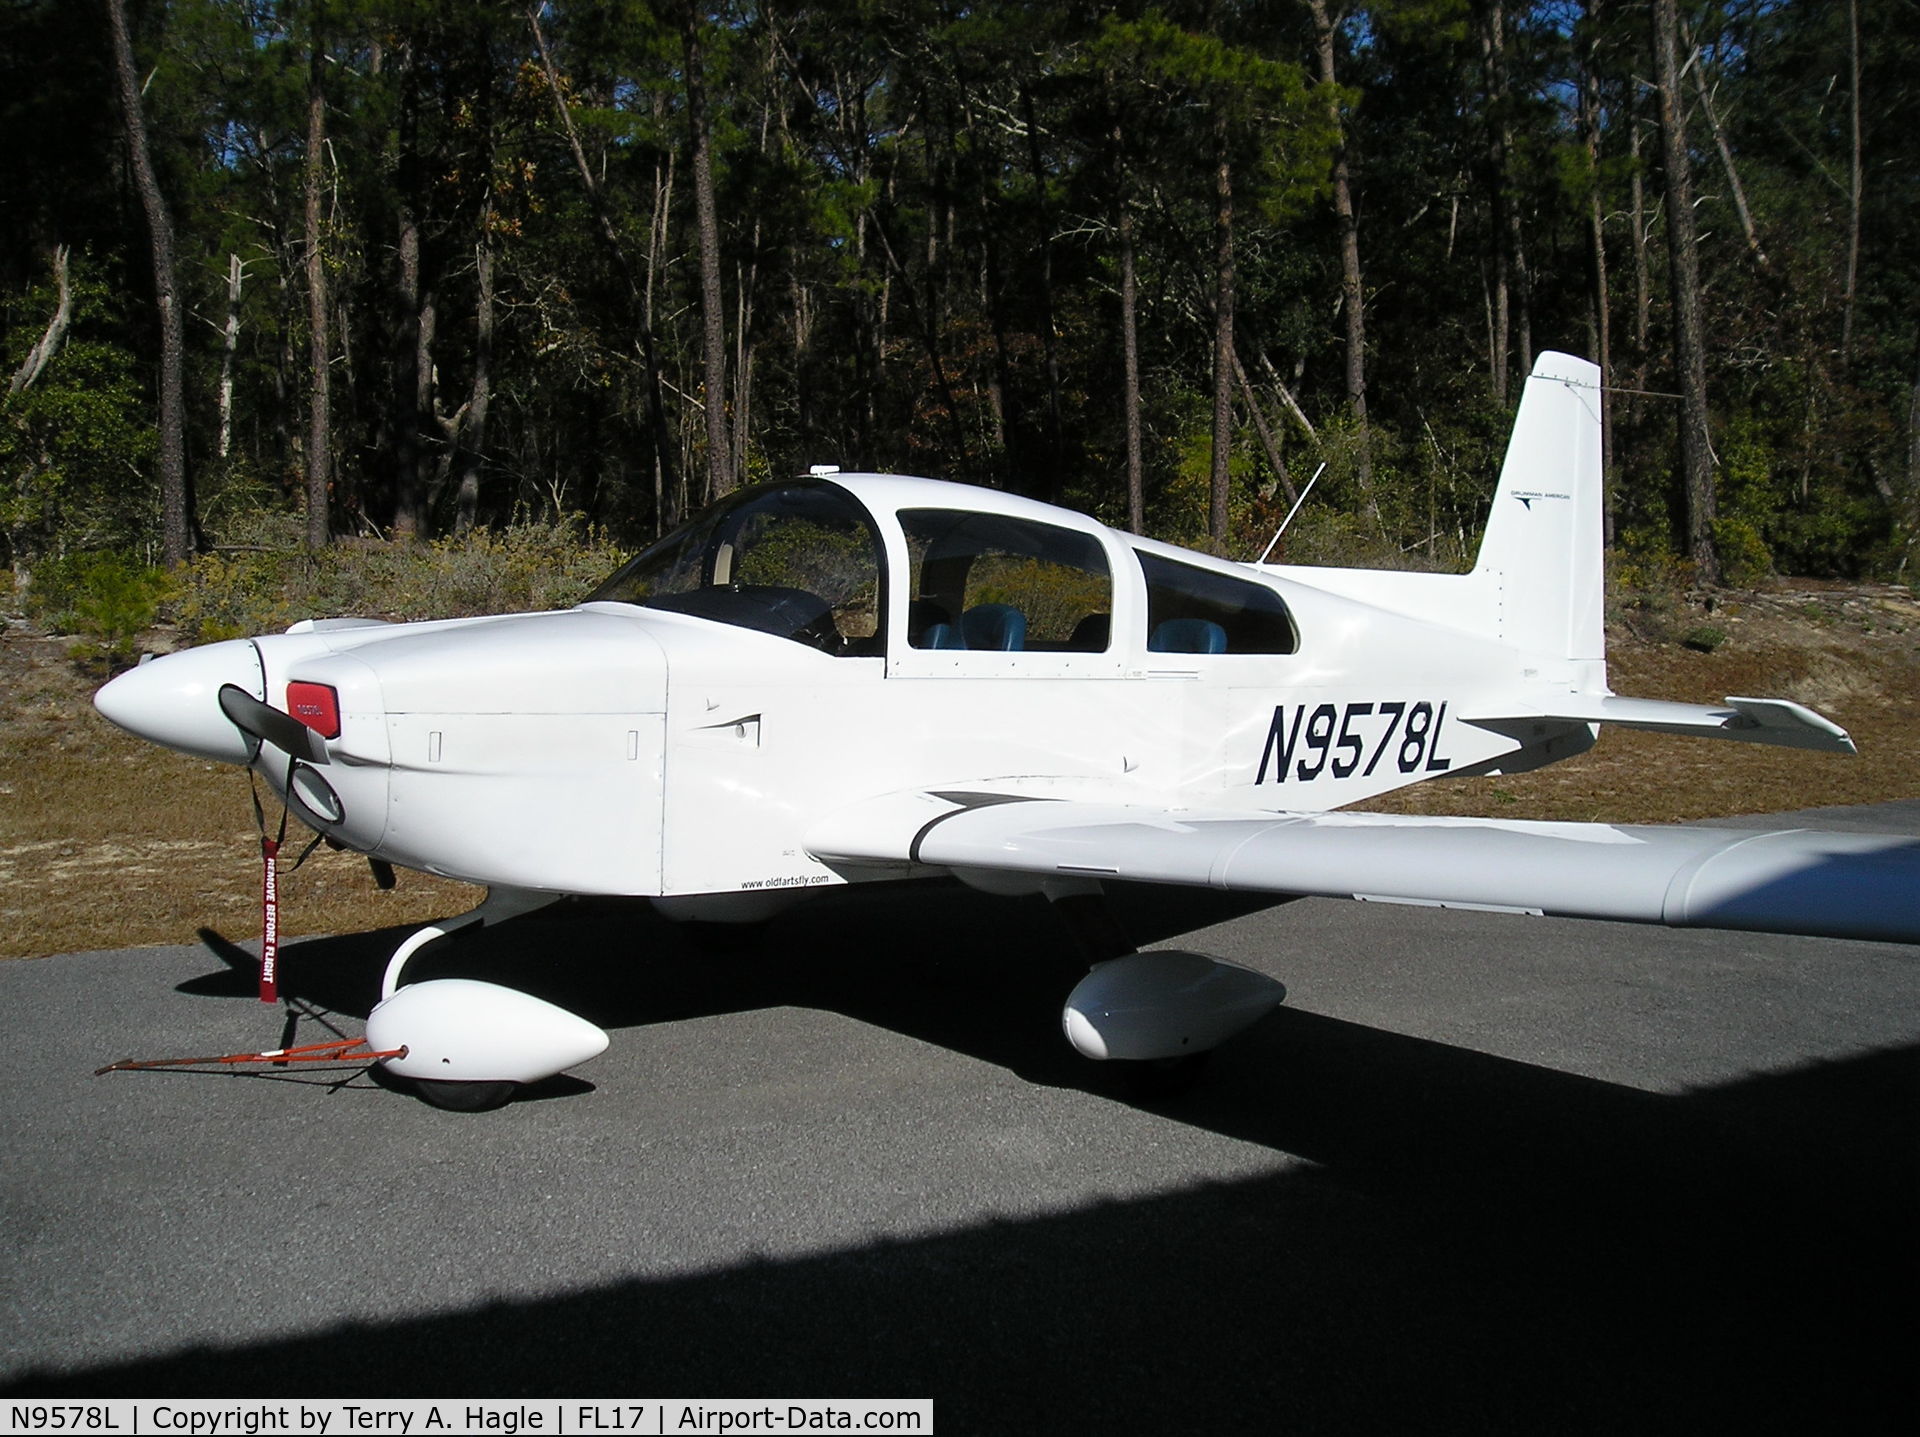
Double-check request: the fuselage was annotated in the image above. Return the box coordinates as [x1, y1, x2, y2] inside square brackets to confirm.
[95, 474, 1595, 898]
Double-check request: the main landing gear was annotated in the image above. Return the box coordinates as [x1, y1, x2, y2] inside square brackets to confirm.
[1043, 880, 1287, 1099]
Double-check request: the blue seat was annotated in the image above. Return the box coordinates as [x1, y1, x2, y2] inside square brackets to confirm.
[1149, 618, 1227, 654]
[1068, 612, 1110, 651]
[960, 603, 1027, 651]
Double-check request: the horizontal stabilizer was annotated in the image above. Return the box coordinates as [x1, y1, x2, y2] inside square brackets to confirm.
[1463, 693, 1855, 754]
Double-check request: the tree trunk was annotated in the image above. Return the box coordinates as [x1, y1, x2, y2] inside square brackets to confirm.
[301, 29, 331, 549]
[216, 253, 243, 460]
[731, 110, 763, 491]
[1254, 344, 1318, 440]
[393, 212, 425, 537]
[1233, 345, 1296, 507]
[1511, 215, 1532, 384]
[1482, 0, 1511, 406]
[733, 264, 755, 490]
[978, 238, 1012, 465]
[106, 0, 191, 565]
[1578, 7, 1614, 543]
[1651, 0, 1718, 584]
[1904, 348, 1920, 569]
[1681, 25, 1769, 273]
[684, 13, 731, 502]
[1023, 86, 1064, 500]
[1842, 0, 1863, 365]
[1119, 186, 1144, 535]
[273, 262, 294, 491]
[1309, 0, 1375, 506]
[392, 38, 427, 538]
[9, 245, 72, 396]
[452, 230, 494, 536]
[1209, 123, 1235, 546]
[1629, 105, 1651, 355]
[648, 148, 680, 530]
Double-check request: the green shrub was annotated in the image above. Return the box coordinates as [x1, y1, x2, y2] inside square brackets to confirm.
[26, 550, 171, 667]
[173, 549, 301, 642]
[1710, 517, 1774, 588]
[173, 521, 628, 643]
[1269, 508, 1421, 570]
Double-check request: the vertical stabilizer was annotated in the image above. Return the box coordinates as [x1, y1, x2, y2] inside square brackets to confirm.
[1471, 352, 1605, 661]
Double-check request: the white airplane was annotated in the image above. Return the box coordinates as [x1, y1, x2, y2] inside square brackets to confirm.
[95, 352, 1920, 1109]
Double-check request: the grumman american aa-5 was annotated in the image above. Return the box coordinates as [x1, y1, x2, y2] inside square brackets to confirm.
[94, 354, 1920, 1108]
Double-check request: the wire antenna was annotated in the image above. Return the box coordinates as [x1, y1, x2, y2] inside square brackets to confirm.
[1257, 462, 1327, 565]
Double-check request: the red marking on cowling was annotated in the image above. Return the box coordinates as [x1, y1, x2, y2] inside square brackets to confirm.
[285, 681, 341, 739]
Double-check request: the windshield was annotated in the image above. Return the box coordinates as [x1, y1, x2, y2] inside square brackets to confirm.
[587, 481, 885, 655]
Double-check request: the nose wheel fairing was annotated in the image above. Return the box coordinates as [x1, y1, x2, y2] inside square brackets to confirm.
[366, 979, 609, 1085]
[364, 889, 610, 1110]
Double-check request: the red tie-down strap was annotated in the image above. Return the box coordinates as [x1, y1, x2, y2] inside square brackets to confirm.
[247, 762, 321, 1005]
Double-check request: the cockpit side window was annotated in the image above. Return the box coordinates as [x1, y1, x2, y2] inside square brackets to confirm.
[1136, 551, 1299, 654]
[587, 482, 885, 655]
[900, 510, 1111, 653]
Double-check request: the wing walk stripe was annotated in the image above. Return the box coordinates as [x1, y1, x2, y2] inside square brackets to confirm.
[908, 792, 1047, 865]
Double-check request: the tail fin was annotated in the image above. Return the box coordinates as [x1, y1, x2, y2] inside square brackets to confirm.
[1470, 351, 1605, 662]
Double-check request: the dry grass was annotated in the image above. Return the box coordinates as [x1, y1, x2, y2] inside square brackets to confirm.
[3, 580, 1916, 959]
[0, 625, 476, 959]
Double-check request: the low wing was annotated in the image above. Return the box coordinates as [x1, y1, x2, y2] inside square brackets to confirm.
[1462, 693, 1855, 754]
[808, 792, 1920, 946]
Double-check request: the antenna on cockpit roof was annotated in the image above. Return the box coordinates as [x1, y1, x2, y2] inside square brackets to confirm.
[807, 464, 842, 477]
[1255, 462, 1327, 565]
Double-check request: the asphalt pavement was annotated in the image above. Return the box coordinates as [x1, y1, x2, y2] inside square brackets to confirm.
[3, 802, 1916, 1432]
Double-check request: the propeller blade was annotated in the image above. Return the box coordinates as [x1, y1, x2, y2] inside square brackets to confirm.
[217, 683, 330, 765]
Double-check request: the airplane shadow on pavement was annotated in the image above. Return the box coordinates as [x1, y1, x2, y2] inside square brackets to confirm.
[7, 880, 1914, 1432]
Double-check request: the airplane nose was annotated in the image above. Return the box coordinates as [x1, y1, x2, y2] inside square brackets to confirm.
[94, 639, 265, 765]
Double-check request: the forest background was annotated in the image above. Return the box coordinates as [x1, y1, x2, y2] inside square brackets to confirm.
[3, 0, 1917, 636]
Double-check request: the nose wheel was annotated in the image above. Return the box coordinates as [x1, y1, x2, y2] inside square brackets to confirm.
[410, 1078, 520, 1112]
[1111, 1052, 1211, 1101]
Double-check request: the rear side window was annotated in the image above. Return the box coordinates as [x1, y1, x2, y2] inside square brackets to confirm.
[1137, 552, 1298, 654]
[901, 510, 1111, 652]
